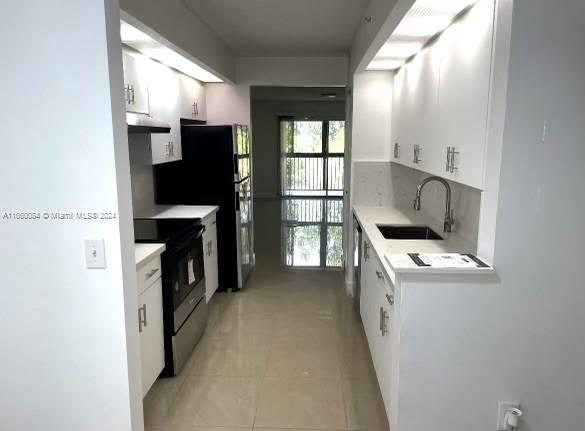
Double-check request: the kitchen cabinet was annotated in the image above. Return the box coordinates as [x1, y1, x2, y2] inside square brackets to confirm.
[359, 234, 395, 423]
[137, 255, 164, 397]
[434, 0, 495, 189]
[122, 49, 150, 115]
[148, 62, 182, 164]
[202, 213, 218, 302]
[390, 0, 495, 189]
[179, 73, 206, 122]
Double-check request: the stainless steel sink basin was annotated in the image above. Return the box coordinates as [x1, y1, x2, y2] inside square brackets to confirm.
[376, 224, 443, 240]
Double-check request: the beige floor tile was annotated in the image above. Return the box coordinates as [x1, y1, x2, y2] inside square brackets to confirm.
[342, 378, 389, 431]
[143, 377, 185, 429]
[265, 341, 341, 379]
[254, 377, 346, 430]
[165, 376, 258, 428]
[184, 335, 270, 377]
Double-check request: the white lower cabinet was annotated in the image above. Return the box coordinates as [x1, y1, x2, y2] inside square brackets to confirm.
[360, 235, 395, 423]
[202, 213, 219, 302]
[137, 257, 165, 397]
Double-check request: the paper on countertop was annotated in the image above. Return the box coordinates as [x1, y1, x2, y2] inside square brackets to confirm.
[416, 253, 487, 268]
[188, 258, 196, 284]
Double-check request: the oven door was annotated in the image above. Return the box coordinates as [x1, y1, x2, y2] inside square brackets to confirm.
[166, 227, 205, 317]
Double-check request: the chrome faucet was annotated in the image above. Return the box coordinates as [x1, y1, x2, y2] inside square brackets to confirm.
[413, 176, 455, 233]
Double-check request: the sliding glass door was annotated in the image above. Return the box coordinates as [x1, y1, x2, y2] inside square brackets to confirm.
[279, 119, 345, 268]
[280, 119, 345, 197]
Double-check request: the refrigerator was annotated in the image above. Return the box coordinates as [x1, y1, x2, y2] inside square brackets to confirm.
[154, 124, 254, 291]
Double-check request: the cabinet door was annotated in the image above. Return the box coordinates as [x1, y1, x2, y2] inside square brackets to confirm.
[179, 74, 207, 121]
[150, 133, 173, 165]
[360, 238, 381, 363]
[376, 275, 395, 421]
[410, 46, 441, 175]
[203, 222, 219, 303]
[138, 278, 164, 397]
[435, 0, 495, 189]
[122, 50, 150, 114]
[391, 66, 409, 167]
[148, 62, 182, 163]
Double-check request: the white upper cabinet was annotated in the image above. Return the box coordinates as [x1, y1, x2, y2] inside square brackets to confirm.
[148, 61, 182, 164]
[179, 74, 206, 121]
[407, 46, 441, 172]
[391, 0, 495, 189]
[434, 0, 495, 189]
[123, 50, 150, 114]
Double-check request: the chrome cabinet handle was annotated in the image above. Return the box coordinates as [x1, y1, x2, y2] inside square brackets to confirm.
[381, 308, 389, 336]
[364, 242, 370, 261]
[413, 144, 422, 164]
[192, 101, 198, 116]
[386, 293, 395, 306]
[379, 306, 383, 332]
[393, 142, 400, 159]
[145, 267, 159, 280]
[375, 270, 384, 280]
[129, 84, 135, 104]
[449, 147, 459, 173]
[446, 146, 452, 172]
[138, 304, 146, 332]
[124, 84, 131, 103]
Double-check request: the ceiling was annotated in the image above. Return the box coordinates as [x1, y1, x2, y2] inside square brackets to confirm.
[181, 0, 368, 56]
[251, 86, 346, 101]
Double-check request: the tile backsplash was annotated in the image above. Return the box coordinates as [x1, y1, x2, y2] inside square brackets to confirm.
[352, 161, 481, 247]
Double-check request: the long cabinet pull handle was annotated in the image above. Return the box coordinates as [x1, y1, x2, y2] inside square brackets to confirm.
[450, 147, 459, 173]
[379, 306, 383, 332]
[446, 146, 452, 172]
[381, 308, 389, 336]
[394, 142, 400, 159]
[143, 304, 147, 328]
[145, 268, 159, 279]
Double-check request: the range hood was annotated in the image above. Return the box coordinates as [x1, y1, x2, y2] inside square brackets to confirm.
[127, 112, 170, 134]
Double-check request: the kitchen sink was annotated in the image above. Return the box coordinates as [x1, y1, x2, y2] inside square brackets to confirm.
[376, 224, 443, 240]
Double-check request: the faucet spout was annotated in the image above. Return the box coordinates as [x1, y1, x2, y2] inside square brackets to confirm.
[413, 176, 455, 233]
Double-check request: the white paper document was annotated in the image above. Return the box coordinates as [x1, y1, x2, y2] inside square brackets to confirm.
[188, 258, 196, 284]
[416, 253, 486, 268]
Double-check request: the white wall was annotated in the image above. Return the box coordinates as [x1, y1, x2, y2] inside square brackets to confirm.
[351, 71, 394, 161]
[120, 0, 236, 82]
[251, 100, 346, 198]
[0, 1, 142, 430]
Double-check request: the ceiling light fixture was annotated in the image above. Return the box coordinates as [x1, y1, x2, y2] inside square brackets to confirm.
[120, 20, 223, 83]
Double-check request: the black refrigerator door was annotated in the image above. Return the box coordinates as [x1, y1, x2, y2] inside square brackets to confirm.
[154, 125, 239, 291]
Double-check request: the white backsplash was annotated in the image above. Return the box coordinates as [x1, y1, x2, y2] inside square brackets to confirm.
[352, 161, 481, 247]
[352, 161, 394, 207]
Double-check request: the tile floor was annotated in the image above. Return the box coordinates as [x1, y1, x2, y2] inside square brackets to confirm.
[143, 199, 389, 431]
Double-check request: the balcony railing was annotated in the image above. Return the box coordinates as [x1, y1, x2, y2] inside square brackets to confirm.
[282, 154, 344, 196]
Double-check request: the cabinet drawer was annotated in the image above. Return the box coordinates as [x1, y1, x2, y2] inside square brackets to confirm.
[137, 256, 162, 295]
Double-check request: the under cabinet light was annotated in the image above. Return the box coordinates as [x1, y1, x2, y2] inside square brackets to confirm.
[120, 20, 223, 83]
[366, 0, 479, 71]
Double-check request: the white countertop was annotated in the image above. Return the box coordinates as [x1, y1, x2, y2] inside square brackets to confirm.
[136, 205, 219, 220]
[353, 205, 494, 278]
[135, 243, 166, 267]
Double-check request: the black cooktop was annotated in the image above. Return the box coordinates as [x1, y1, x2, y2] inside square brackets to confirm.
[133, 218, 202, 244]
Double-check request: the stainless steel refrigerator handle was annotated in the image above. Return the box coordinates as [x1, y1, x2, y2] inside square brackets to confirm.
[233, 175, 250, 184]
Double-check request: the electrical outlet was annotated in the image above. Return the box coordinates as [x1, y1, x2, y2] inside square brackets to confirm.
[85, 239, 106, 269]
[497, 401, 520, 430]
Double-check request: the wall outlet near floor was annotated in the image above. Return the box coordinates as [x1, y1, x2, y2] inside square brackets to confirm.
[85, 239, 106, 269]
[496, 401, 521, 430]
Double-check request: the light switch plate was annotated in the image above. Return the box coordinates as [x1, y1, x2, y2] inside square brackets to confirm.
[85, 239, 106, 269]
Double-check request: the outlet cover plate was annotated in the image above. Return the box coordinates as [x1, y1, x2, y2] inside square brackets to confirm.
[497, 401, 520, 430]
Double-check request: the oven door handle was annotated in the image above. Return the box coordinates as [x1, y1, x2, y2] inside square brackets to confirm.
[171, 226, 206, 254]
